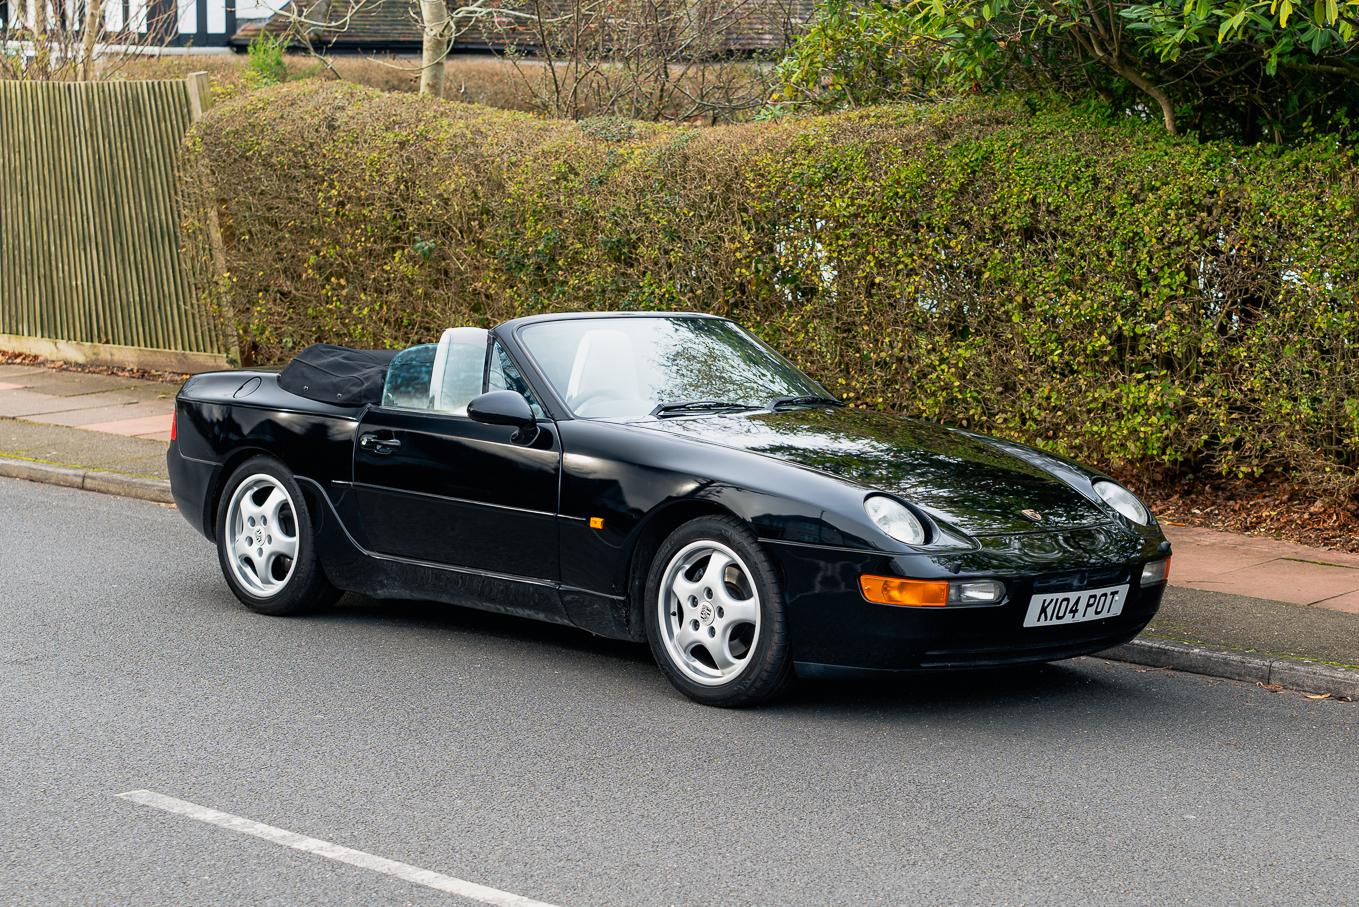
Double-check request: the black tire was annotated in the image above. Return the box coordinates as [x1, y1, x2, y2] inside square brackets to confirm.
[215, 456, 340, 616]
[644, 514, 795, 707]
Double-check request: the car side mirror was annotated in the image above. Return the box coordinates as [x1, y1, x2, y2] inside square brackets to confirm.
[467, 390, 539, 443]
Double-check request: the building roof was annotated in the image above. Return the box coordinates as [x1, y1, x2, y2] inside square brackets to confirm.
[231, 0, 811, 53]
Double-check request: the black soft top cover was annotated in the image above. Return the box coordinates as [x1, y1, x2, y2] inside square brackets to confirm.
[276, 344, 399, 407]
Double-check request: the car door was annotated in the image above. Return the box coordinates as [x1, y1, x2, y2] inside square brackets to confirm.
[352, 333, 561, 584]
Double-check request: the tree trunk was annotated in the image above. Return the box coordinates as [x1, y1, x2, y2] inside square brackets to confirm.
[418, 0, 449, 97]
[80, 0, 108, 81]
[1074, 28, 1178, 136]
[1113, 61, 1178, 136]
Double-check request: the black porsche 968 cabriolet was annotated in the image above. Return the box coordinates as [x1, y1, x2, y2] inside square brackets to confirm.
[169, 312, 1170, 706]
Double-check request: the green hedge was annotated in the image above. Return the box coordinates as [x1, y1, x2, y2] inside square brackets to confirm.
[180, 81, 1359, 498]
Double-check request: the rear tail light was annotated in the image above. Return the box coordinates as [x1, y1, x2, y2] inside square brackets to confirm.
[170, 409, 177, 441]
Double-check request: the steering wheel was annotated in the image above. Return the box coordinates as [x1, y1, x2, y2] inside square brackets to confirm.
[569, 388, 627, 414]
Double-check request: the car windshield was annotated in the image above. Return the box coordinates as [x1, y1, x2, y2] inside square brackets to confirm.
[517, 316, 831, 419]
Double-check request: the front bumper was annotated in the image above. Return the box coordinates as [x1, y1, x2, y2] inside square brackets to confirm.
[768, 535, 1167, 675]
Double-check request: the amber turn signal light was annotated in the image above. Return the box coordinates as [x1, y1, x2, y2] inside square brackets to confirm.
[589, 517, 605, 529]
[859, 575, 949, 607]
[1140, 557, 1170, 586]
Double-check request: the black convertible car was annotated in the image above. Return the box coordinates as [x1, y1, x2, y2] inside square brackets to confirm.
[169, 312, 1170, 706]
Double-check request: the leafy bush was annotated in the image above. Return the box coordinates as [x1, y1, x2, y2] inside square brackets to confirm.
[775, 0, 941, 112]
[180, 82, 1359, 498]
[244, 34, 291, 89]
[780, 0, 1359, 144]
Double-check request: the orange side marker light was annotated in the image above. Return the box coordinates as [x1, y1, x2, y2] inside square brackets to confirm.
[589, 517, 605, 530]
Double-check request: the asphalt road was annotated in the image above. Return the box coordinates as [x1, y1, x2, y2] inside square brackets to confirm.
[2, 476, 1356, 907]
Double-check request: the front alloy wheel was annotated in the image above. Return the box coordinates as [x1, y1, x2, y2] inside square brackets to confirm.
[645, 515, 793, 707]
[658, 540, 762, 686]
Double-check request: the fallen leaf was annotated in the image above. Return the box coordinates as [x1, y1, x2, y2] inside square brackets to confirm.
[1257, 682, 1285, 692]
[1304, 693, 1331, 700]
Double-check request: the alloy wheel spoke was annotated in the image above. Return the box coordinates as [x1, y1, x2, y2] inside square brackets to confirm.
[258, 551, 284, 588]
[239, 552, 264, 584]
[698, 551, 735, 592]
[271, 533, 298, 561]
[232, 532, 255, 564]
[674, 619, 705, 654]
[238, 494, 264, 525]
[707, 639, 739, 674]
[671, 573, 704, 608]
[716, 591, 758, 626]
[260, 486, 289, 527]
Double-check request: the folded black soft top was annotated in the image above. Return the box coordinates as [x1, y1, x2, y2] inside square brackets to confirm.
[276, 344, 399, 407]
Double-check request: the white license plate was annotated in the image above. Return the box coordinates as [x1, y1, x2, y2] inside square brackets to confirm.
[1023, 584, 1128, 628]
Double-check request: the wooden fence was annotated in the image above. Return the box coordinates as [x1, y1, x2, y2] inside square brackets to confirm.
[0, 78, 230, 372]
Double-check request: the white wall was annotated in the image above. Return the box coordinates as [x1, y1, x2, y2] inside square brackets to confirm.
[235, 0, 287, 21]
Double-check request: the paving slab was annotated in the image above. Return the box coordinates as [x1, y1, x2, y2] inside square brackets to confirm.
[0, 365, 47, 380]
[1164, 541, 1279, 581]
[80, 413, 174, 437]
[1184, 558, 1359, 605]
[1163, 524, 1359, 567]
[28, 400, 175, 428]
[1312, 590, 1359, 615]
[0, 388, 152, 418]
[13, 371, 145, 396]
[1162, 523, 1359, 610]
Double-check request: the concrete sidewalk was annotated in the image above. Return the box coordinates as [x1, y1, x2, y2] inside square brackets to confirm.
[1, 361, 1356, 693]
[0, 363, 175, 480]
[1162, 524, 1359, 614]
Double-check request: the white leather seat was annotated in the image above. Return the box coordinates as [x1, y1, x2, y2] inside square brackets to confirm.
[566, 329, 640, 415]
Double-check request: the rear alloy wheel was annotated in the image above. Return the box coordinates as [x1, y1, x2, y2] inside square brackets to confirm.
[645, 515, 793, 707]
[216, 457, 339, 616]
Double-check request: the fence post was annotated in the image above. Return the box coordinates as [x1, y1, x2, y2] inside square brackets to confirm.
[186, 71, 214, 122]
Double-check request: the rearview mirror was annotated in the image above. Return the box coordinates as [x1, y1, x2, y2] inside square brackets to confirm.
[467, 390, 538, 443]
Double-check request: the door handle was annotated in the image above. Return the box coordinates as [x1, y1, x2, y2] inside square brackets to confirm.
[359, 433, 401, 455]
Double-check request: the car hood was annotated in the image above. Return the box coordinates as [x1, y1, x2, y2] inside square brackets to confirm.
[631, 408, 1110, 535]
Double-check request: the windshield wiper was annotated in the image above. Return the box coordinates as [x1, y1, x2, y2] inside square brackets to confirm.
[767, 395, 846, 411]
[651, 400, 761, 418]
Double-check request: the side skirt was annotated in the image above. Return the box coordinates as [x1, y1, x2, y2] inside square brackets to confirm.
[301, 478, 632, 638]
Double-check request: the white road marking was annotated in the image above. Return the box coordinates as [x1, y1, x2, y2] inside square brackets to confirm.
[116, 790, 561, 907]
